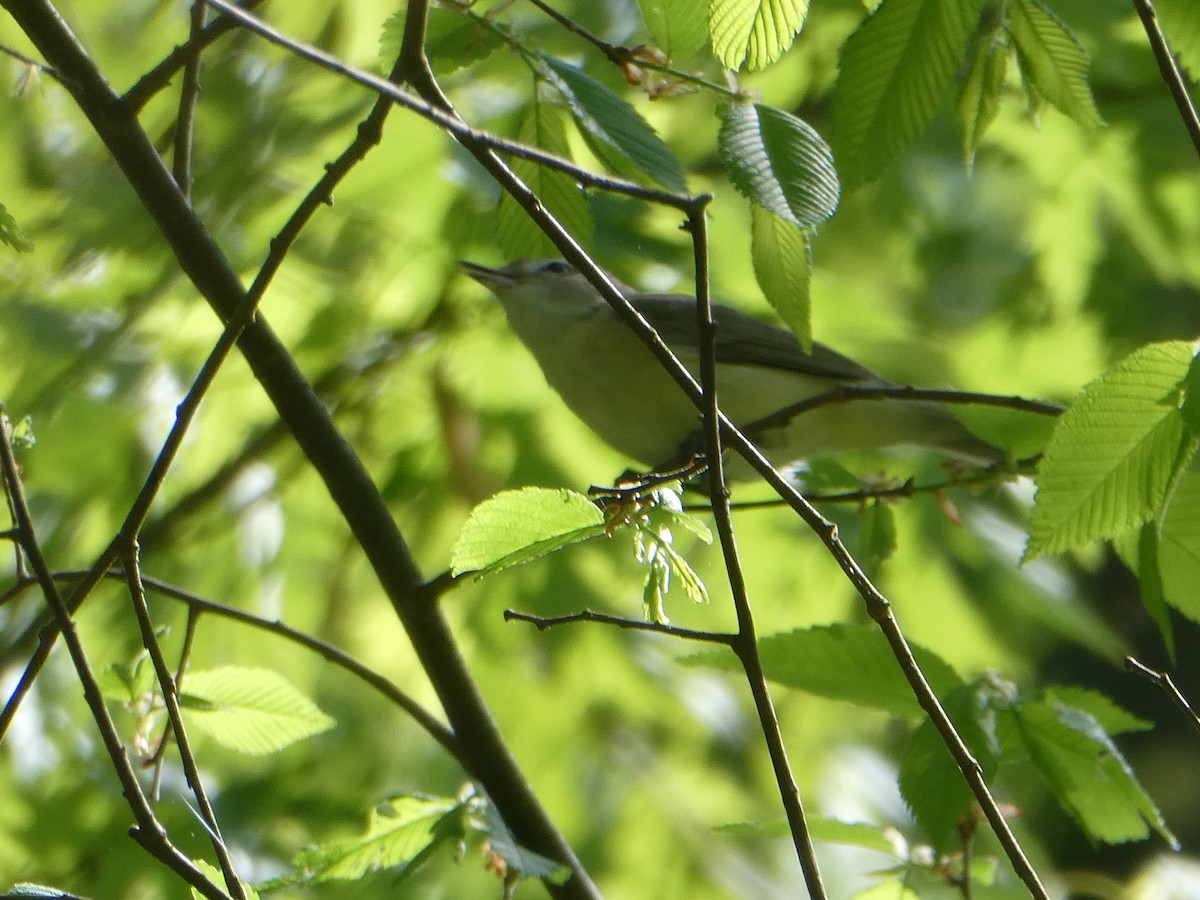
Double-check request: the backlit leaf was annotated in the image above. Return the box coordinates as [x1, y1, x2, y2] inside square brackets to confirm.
[1026, 341, 1194, 559]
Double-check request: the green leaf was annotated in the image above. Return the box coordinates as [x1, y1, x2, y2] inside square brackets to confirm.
[189, 861, 260, 900]
[715, 817, 898, 854]
[1025, 341, 1194, 560]
[708, 0, 810, 71]
[831, 0, 983, 188]
[479, 791, 573, 883]
[1008, 700, 1177, 847]
[540, 55, 687, 192]
[647, 505, 714, 544]
[719, 103, 839, 227]
[1158, 455, 1200, 624]
[451, 487, 607, 576]
[1180, 352, 1200, 438]
[859, 499, 898, 564]
[637, 0, 709, 58]
[0, 202, 33, 253]
[1157, 0, 1200, 79]
[951, 404, 1058, 460]
[380, 8, 502, 75]
[97, 654, 156, 704]
[293, 795, 465, 882]
[750, 206, 812, 350]
[684, 623, 963, 716]
[179, 667, 334, 755]
[898, 684, 999, 850]
[1008, 0, 1103, 129]
[497, 101, 594, 259]
[958, 27, 1009, 171]
[1138, 521, 1175, 655]
[1042, 687, 1154, 736]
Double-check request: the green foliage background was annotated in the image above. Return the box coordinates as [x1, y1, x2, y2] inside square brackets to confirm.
[1, 0, 1199, 897]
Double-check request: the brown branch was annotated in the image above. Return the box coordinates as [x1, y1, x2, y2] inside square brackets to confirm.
[685, 208, 828, 898]
[1130, 0, 1200, 160]
[1126, 655, 1200, 736]
[122, 549, 248, 899]
[504, 607, 736, 644]
[524, 0, 630, 67]
[0, 410, 234, 900]
[199, 0, 691, 208]
[123, 0, 265, 111]
[171, 0, 208, 196]
[743, 384, 1063, 440]
[0, 2, 597, 896]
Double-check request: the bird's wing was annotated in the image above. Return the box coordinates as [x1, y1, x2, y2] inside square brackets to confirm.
[634, 293, 885, 384]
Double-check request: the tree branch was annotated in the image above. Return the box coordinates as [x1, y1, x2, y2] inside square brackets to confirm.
[1130, 0, 1200, 160]
[686, 207, 828, 898]
[0, 1, 597, 895]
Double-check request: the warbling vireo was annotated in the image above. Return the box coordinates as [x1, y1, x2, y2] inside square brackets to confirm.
[462, 259, 1003, 473]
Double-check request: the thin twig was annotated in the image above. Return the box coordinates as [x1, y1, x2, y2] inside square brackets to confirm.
[364, 0, 1047, 888]
[199, 0, 692, 209]
[123, 0, 264, 111]
[686, 208, 827, 897]
[1130, 0, 1200, 160]
[122, 548, 247, 900]
[171, 0, 207, 196]
[149, 606, 203, 794]
[504, 607, 735, 644]
[0, 409, 234, 900]
[1, 1, 601, 894]
[524, 0, 629, 67]
[1126, 656, 1200, 736]
[0, 157, 285, 739]
[743, 384, 1063, 439]
[0, 41, 59, 81]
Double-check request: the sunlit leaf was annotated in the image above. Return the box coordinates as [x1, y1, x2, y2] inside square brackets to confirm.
[479, 791, 573, 883]
[189, 861, 260, 900]
[451, 487, 607, 576]
[0, 202, 33, 252]
[708, 0, 809, 71]
[684, 623, 963, 716]
[1158, 456, 1200, 624]
[951, 404, 1058, 460]
[380, 8, 502, 74]
[496, 100, 594, 259]
[1008, 701, 1176, 847]
[541, 55, 687, 192]
[1026, 341, 1194, 559]
[715, 817, 899, 854]
[1138, 521, 1175, 655]
[98, 654, 156, 704]
[958, 27, 1009, 171]
[1042, 687, 1154, 736]
[1180, 353, 1200, 438]
[899, 684, 999, 850]
[859, 499, 898, 564]
[831, 0, 983, 187]
[1008, 0, 1103, 128]
[638, 0, 709, 58]
[719, 102, 839, 226]
[750, 206, 812, 349]
[293, 795, 465, 882]
[180, 667, 335, 755]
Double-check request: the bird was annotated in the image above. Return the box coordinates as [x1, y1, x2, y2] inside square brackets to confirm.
[462, 258, 1005, 476]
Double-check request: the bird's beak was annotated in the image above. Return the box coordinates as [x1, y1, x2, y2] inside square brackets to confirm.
[459, 260, 514, 290]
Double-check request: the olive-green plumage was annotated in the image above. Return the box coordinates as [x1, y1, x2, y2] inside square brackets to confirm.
[463, 259, 1002, 473]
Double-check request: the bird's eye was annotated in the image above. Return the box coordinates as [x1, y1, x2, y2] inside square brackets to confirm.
[542, 260, 572, 275]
